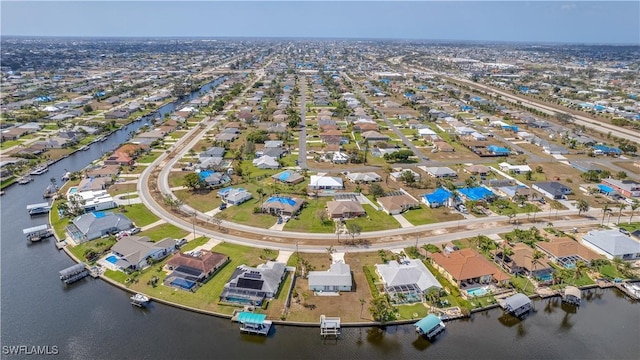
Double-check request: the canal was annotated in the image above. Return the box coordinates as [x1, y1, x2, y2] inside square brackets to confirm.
[1, 77, 638, 360]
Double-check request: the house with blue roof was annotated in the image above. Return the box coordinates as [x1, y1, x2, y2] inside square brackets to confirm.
[592, 145, 622, 156]
[261, 196, 304, 216]
[198, 170, 230, 187]
[422, 188, 453, 208]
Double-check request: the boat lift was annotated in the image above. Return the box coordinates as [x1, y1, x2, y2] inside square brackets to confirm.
[26, 202, 52, 216]
[23, 224, 54, 242]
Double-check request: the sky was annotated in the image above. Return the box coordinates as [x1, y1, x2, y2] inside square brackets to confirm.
[1, 1, 639, 44]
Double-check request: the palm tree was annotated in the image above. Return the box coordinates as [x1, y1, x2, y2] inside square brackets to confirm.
[383, 165, 392, 185]
[576, 199, 589, 216]
[616, 203, 627, 225]
[629, 201, 640, 224]
[256, 188, 265, 204]
[601, 204, 611, 225]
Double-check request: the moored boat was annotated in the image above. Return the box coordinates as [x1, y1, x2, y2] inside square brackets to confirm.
[30, 166, 49, 175]
[18, 175, 34, 184]
[130, 293, 151, 307]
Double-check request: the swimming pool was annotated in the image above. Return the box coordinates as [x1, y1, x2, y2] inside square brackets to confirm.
[105, 255, 118, 264]
[69, 187, 78, 194]
[466, 287, 489, 297]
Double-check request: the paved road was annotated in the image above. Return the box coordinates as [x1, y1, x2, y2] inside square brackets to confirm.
[297, 74, 308, 169]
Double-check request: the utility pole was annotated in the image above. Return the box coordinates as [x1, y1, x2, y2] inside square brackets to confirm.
[192, 211, 197, 239]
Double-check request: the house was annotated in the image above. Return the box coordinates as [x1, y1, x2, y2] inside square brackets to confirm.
[66, 211, 133, 243]
[361, 131, 389, 142]
[390, 169, 421, 182]
[308, 262, 353, 292]
[536, 235, 602, 268]
[582, 230, 640, 260]
[252, 156, 280, 169]
[499, 162, 531, 174]
[375, 259, 442, 304]
[422, 188, 453, 208]
[85, 165, 120, 179]
[430, 248, 511, 288]
[104, 109, 130, 119]
[331, 152, 350, 164]
[67, 189, 117, 212]
[272, 170, 304, 184]
[570, 161, 603, 173]
[543, 144, 569, 155]
[421, 166, 457, 178]
[219, 261, 286, 306]
[465, 165, 491, 176]
[219, 187, 253, 205]
[377, 194, 420, 215]
[601, 179, 640, 198]
[197, 156, 224, 170]
[309, 175, 344, 190]
[532, 181, 572, 200]
[346, 172, 381, 183]
[110, 236, 176, 271]
[433, 141, 455, 152]
[198, 170, 230, 187]
[496, 243, 553, 281]
[261, 196, 303, 216]
[199, 147, 226, 158]
[264, 140, 283, 148]
[216, 133, 238, 142]
[77, 176, 112, 192]
[326, 200, 365, 219]
[458, 186, 496, 202]
[164, 251, 229, 290]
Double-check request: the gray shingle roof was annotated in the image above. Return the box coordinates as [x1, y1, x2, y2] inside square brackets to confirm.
[72, 211, 132, 236]
[308, 262, 352, 288]
[375, 259, 442, 292]
[583, 230, 640, 257]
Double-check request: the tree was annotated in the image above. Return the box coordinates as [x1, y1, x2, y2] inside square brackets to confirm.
[256, 188, 265, 204]
[383, 165, 392, 185]
[616, 203, 627, 225]
[83, 104, 93, 113]
[346, 222, 361, 242]
[162, 193, 183, 210]
[535, 165, 544, 173]
[399, 170, 416, 186]
[629, 201, 639, 224]
[369, 183, 385, 199]
[615, 171, 628, 180]
[359, 298, 366, 319]
[576, 199, 589, 216]
[183, 173, 205, 191]
[601, 204, 611, 225]
[369, 295, 396, 323]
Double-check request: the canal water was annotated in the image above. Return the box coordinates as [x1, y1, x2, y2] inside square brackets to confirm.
[1, 78, 639, 359]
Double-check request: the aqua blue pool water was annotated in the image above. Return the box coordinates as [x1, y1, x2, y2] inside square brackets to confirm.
[69, 187, 78, 194]
[466, 287, 489, 297]
[105, 255, 118, 264]
[537, 273, 553, 282]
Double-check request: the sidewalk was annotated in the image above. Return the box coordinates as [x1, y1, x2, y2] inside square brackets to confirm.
[140, 219, 166, 231]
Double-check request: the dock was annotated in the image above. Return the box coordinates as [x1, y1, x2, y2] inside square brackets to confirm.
[235, 311, 272, 336]
[498, 293, 532, 318]
[130, 293, 151, 307]
[415, 314, 446, 340]
[618, 282, 640, 300]
[23, 224, 54, 242]
[27, 202, 52, 216]
[55, 240, 67, 250]
[59, 263, 90, 285]
[561, 286, 582, 306]
[320, 315, 341, 338]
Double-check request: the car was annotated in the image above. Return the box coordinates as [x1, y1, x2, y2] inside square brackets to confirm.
[219, 203, 227, 210]
[176, 238, 188, 247]
[619, 228, 630, 235]
[129, 227, 141, 235]
[277, 217, 283, 224]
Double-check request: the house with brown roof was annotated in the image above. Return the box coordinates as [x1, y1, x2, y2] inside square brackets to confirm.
[430, 248, 511, 288]
[465, 165, 491, 176]
[320, 129, 344, 145]
[536, 234, 602, 268]
[495, 243, 553, 280]
[361, 130, 390, 142]
[377, 194, 420, 215]
[164, 251, 229, 290]
[433, 141, 454, 152]
[326, 200, 366, 219]
[104, 151, 134, 166]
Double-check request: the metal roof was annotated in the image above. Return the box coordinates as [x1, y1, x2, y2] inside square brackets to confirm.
[237, 312, 266, 324]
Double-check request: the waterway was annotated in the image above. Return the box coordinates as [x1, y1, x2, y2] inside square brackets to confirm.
[1, 77, 639, 360]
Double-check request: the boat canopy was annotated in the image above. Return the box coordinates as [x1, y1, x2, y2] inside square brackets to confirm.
[415, 314, 442, 333]
[499, 293, 531, 310]
[237, 312, 267, 325]
[564, 286, 582, 299]
[26, 202, 50, 210]
[59, 263, 86, 278]
[23, 224, 50, 234]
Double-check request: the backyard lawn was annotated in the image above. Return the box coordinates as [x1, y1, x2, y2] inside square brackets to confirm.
[344, 204, 400, 231]
[108, 183, 138, 196]
[284, 198, 334, 233]
[174, 189, 221, 213]
[136, 152, 162, 164]
[221, 197, 277, 228]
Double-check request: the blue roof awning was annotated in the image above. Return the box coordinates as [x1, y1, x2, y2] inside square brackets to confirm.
[415, 314, 441, 333]
[237, 312, 266, 324]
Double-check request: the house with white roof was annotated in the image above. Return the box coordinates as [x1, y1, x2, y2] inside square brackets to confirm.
[499, 162, 531, 174]
[346, 172, 381, 183]
[252, 156, 280, 169]
[375, 259, 442, 304]
[219, 188, 253, 205]
[421, 166, 458, 178]
[582, 230, 640, 260]
[308, 262, 353, 292]
[309, 175, 344, 190]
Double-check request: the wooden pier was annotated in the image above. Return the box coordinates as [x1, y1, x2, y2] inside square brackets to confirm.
[59, 263, 90, 285]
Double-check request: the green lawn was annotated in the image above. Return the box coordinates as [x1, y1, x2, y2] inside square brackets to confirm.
[618, 222, 640, 233]
[104, 269, 128, 284]
[344, 204, 400, 231]
[279, 154, 298, 167]
[50, 201, 71, 239]
[402, 205, 439, 226]
[180, 236, 209, 252]
[137, 152, 162, 164]
[174, 189, 221, 213]
[598, 264, 624, 280]
[284, 198, 334, 233]
[510, 275, 536, 295]
[68, 237, 117, 263]
[221, 197, 276, 228]
[138, 223, 188, 242]
[0, 176, 16, 189]
[115, 204, 160, 227]
[169, 131, 188, 140]
[396, 303, 430, 320]
[490, 201, 541, 215]
[0, 140, 22, 149]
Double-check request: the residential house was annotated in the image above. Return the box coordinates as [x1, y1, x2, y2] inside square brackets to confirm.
[199, 147, 226, 158]
[422, 188, 453, 208]
[496, 243, 553, 280]
[252, 156, 280, 169]
[219, 261, 287, 306]
[465, 165, 491, 176]
[330, 151, 350, 164]
[272, 170, 304, 184]
[198, 170, 230, 187]
[346, 172, 381, 183]
[536, 235, 602, 268]
[377, 194, 420, 215]
[66, 211, 133, 243]
[308, 262, 353, 292]
[390, 169, 421, 182]
[430, 248, 511, 288]
[216, 133, 238, 143]
[601, 179, 640, 198]
[164, 251, 229, 290]
[309, 175, 344, 190]
[421, 166, 458, 178]
[361, 130, 389, 142]
[499, 162, 531, 174]
[375, 259, 442, 304]
[110, 236, 176, 272]
[433, 141, 455, 152]
[582, 230, 640, 260]
[85, 165, 120, 179]
[261, 196, 304, 216]
[219, 187, 253, 205]
[326, 200, 365, 219]
[532, 181, 572, 200]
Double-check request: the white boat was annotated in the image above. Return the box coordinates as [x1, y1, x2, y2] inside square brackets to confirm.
[79, 145, 90, 151]
[30, 166, 49, 175]
[61, 172, 71, 181]
[130, 293, 150, 307]
[18, 175, 34, 184]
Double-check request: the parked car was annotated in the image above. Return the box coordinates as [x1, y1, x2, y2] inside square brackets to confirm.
[219, 203, 227, 210]
[176, 238, 188, 248]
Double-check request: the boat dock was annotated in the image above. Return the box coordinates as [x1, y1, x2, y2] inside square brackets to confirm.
[415, 314, 446, 340]
[30, 166, 49, 175]
[59, 263, 90, 285]
[130, 293, 151, 307]
[619, 282, 640, 300]
[498, 293, 532, 318]
[27, 202, 52, 215]
[234, 311, 272, 336]
[23, 224, 54, 242]
[320, 315, 341, 338]
[561, 286, 582, 306]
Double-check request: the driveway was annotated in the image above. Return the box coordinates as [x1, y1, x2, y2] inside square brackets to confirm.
[392, 214, 414, 228]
